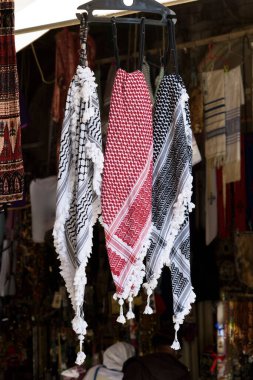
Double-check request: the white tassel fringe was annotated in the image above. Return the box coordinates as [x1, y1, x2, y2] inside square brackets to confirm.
[126, 295, 135, 320]
[116, 298, 126, 324]
[143, 286, 154, 315]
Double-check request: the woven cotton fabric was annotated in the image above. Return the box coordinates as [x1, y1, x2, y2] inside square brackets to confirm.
[101, 68, 153, 307]
[0, 0, 24, 204]
[144, 74, 195, 344]
[202, 69, 226, 166]
[53, 64, 103, 363]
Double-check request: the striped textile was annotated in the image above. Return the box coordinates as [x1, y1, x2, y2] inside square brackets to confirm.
[223, 65, 244, 184]
[144, 74, 195, 349]
[202, 70, 225, 245]
[101, 69, 153, 320]
[0, 0, 24, 204]
[202, 70, 226, 166]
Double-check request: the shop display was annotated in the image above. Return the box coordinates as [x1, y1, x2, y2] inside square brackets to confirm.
[2, 0, 253, 379]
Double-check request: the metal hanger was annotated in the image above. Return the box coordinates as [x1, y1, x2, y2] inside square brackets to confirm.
[77, 0, 176, 26]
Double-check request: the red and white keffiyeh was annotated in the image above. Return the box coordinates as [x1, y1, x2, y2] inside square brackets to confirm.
[101, 68, 153, 322]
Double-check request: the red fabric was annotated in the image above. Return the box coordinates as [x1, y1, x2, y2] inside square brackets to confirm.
[217, 168, 231, 238]
[234, 136, 247, 232]
[217, 135, 247, 236]
[51, 28, 96, 125]
[0, 1, 24, 204]
[101, 69, 153, 299]
[51, 29, 80, 125]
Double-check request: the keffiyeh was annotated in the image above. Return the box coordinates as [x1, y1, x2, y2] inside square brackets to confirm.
[53, 63, 103, 365]
[101, 69, 153, 322]
[144, 74, 195, 349]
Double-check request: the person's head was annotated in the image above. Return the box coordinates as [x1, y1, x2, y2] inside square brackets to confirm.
[103, 342, 135, 371]
[152, 328, 182, 358]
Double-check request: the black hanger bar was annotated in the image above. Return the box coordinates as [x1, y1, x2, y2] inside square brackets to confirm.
[77, 0, 176, 26]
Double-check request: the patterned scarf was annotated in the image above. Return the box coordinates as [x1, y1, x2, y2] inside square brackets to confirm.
[0, 0, 24, 204]
[101, 68, 153, 322]
[144, 74, 195, 349]
[53, 16, 103, 365]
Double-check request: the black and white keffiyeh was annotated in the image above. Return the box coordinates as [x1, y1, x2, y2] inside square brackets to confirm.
[144, 74, 195, 349]
[53, 63, 103, 364]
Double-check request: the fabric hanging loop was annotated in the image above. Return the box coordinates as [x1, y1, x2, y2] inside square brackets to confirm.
[111, 16, 146, 71]
[111, 17, 121, 69]
[163, 17, 178, 75]
[138, 17, 146, 71]
[79, 13, 89, 67]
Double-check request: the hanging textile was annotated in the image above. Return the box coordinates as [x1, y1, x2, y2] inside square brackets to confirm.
[192, 133, 201, 166]
[202, 69, 226, 166]
[189, 86, 203, 134]
[233, 134, 247, 232]
[217, 167, 231, 239]
[51, 28, 96, 125]
[51, 29, 80, 125]
[202, 69, 224, 245]
[101, 18, 153, 322]
[0, 0, 24, 204]
[142, 57, 154, 104]
[30, 176, 57, 243]
[53, 15, 103, 365]
[245, 133, 253, 230]
[217, 134, 247, 238]
[223, 65, 244, 184]
[205, 163, 218, 245]
[144, 73, 195, 349]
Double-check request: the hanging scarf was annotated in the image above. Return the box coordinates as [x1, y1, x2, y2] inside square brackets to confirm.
[144, 74, 195, 349]
[202, 69, 226, 166]
[53, 16, 103, 365]
[0, 0, 24, 204]
[101, 68, 153, 322]
[223, 65, 244, 184]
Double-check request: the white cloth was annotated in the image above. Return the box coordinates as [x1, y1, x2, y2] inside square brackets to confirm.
[202, 69, 226, 166]
[30, 176, 57, 243]
[192, 134, 201, 166]
[202, 70, 225, 245]
[83, 342, 135, 380]
[223, 65, 244, 184]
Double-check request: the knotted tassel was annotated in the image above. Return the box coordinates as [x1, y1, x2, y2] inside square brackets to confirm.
[144, 287, 153, 315]
[126, 295, 135, 320]
[117, 298, 126, 324]
[171, 322, 181, 350]
[75, 335, 86, 365]
[72, 315, 88, 335]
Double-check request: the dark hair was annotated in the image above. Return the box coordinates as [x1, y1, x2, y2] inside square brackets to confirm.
[152, 332, 175, 348]
[152, 325, 182, 349]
